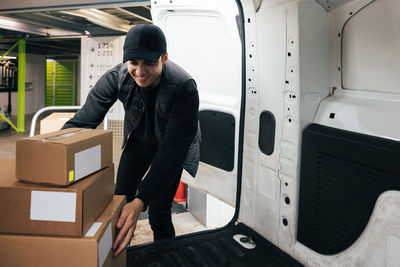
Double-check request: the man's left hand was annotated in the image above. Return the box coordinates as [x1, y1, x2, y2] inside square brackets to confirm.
[113, 198, 144, 257]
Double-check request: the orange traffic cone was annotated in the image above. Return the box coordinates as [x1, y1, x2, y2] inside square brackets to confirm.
[174, 182, 186, 203]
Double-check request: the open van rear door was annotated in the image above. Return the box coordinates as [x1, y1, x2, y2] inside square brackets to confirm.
[151, 0, 243, 208]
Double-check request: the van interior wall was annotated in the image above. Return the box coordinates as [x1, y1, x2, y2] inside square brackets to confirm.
[315, 0, 400, 141]
[294, 0, 400, 266]
[239, 0, 400, 266]
[0, 53, 46, 117]
[239, 0, 330, 251]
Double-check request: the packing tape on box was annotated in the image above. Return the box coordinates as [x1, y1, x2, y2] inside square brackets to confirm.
[85, 222, 103, 237]
[40, 128, 92, 142]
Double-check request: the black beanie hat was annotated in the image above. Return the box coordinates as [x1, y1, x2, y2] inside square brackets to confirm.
[123, 24, 167, 62]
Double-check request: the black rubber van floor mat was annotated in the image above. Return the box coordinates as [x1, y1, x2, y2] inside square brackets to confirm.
[127, 222, 303, 267]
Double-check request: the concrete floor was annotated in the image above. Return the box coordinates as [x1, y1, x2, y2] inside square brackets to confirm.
[0, 115, 35, 159]
[0, 113, 208, 246]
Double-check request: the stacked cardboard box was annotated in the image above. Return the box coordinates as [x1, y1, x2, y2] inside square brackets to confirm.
[16, 128, 113, 186]
[0, 129, 126, 267]
[40, 112, 75, 134]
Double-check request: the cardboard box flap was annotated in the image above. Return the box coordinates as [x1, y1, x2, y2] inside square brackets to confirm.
[40, 113, 76, 135]
[43, 112, 75, 121]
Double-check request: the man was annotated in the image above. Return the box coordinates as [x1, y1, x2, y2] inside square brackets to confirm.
[62, 24, 200, 257]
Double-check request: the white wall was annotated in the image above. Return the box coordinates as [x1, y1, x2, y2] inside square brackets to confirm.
[342, 0, 400, 93]
[0, 53, 46, 116]
[80, 36, 125, 120]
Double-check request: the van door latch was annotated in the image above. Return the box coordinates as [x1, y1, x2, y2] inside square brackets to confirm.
[233, 234, 256, 249]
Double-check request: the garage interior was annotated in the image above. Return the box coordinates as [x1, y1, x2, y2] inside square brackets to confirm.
[0, 1, 211, 248]
[0, 2, 153, 126]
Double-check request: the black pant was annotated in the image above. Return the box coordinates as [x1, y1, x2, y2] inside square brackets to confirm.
[114, 137, 182, 241]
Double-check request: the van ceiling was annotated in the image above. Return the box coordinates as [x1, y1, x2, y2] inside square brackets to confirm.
[315, 0, 365, 10]
[0, 0, 362, 58]
[0, 2, 151, 58]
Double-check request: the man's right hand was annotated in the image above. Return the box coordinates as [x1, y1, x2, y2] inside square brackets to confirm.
[112, 198, 144, 257]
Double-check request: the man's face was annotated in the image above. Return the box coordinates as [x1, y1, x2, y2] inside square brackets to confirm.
[127, 53, 168, 89]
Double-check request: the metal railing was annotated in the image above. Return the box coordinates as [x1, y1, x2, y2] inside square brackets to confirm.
[0, 39, 25, 132]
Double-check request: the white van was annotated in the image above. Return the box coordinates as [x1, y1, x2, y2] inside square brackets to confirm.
[1, 0, 398, 265]
[126, 0, 400, 266]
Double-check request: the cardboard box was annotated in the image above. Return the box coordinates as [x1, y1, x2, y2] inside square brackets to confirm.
[0, 195, 127, 267]
[16, 128, 113, 185]
[40, 112, 75, 134]
[0, 158, 114, 236]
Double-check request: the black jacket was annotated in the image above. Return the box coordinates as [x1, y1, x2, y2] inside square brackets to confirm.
[63, 60, 200, 206]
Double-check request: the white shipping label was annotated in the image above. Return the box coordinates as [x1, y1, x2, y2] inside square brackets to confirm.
[85, 222, 103, 237]
[98, 223, 112, 267]
[74, 145, 101, 181]
[30, 191, 77, 222]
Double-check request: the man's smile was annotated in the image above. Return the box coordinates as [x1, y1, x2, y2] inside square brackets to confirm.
[136, 76, 149, 83]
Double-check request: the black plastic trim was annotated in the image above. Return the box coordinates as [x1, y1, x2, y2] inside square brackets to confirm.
[258, 110, 275, 155]
[127, 223, 303, 267]
[199, 110, 235, 171]
[297, 123, 400, 254]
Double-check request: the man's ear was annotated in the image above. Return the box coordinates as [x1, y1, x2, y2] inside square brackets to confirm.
[162, 53, 168, 65]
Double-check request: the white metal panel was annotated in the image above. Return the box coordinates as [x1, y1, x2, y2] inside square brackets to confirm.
[240, 1, 287, 245]
[342, 0, 400, 94]
[317, 0, 400, 141]
[152, 0, 242, 207]
[329, 0, 375, 92]
[239, 0, 330, 248]
[293, 191, 400, 266]
[280, 1, 330, 255]
[314, 92, 400, 141]
[316, 0, 359, 10]
[239, 0, 331, 259]
[80, 36, 125, 120]
[294, 0, 400, 266]
[387, 234, 400, 267]
[206, 194, 235, 227]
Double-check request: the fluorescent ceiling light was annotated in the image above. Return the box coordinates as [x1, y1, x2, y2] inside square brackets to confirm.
[0, 16, 48, 36]
[0, 16, 81, 37]
[2, 56, 17, 59]
[61, 9, 132, 32]
[115, 7, 152, 23]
